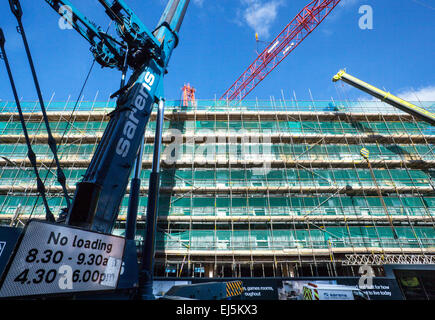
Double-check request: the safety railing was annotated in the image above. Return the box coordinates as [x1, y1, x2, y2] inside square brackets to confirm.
[155, 238, 435, 251]
[1, 99, 434, 113]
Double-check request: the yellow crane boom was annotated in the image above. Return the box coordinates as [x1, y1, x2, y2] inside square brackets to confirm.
[332, 70, 435, 126]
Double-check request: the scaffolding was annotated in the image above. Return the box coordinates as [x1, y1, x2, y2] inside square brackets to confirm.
[0, 98, 434, 278]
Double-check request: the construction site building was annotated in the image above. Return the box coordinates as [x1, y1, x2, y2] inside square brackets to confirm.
[0, 98, 434, 278]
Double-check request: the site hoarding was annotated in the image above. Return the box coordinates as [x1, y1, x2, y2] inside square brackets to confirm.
[153, 277, 404, 300]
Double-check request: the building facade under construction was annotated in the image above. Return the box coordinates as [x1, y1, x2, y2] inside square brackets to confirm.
[0, 98, 434, 279]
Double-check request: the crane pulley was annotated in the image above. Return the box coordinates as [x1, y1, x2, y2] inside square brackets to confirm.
[44, 0, 174, 70]
[45, 0, 125, 69]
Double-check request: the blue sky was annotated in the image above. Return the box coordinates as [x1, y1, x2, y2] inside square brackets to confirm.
[0, 0, 434, 103]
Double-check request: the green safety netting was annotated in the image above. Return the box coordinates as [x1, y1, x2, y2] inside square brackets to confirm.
[1, 105, 434, 255]
[0, 119, 430, 136]
[155, 226, 435, 250]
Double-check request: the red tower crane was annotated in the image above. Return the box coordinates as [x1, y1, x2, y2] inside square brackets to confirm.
[221, 0, 342, 102]
[182, 83, 196, 107]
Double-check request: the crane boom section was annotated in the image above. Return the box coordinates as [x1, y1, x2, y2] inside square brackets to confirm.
[221, 0, 341, 101]
[333, 70, 435, 126]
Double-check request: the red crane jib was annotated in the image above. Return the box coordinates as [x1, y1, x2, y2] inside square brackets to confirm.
[221, 0, 342, 102]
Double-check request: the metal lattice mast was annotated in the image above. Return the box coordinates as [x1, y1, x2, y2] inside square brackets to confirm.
[221, 0, 342, 102]
[181, 83, 196, 107]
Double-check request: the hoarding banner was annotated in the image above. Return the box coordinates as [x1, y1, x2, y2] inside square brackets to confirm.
[154, 277, 403, 300]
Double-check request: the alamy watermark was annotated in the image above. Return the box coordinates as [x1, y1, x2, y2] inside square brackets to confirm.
[359, 5, 374, 30]
[358, 264, 375, 289]
[58, 5, 73, 30]
[162, 128, 273, 176]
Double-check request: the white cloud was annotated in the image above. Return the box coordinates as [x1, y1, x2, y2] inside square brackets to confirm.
[338, 0, 362, 8]
[241, 0, 283, 38]
[352, 86, 435, 117]
[192, 0, 204, 7]
[396, 86, 435, 102]
[358, 85, 435, 102]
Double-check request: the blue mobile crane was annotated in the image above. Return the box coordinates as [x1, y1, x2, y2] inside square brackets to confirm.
[42, 0, 187, 234]
[0, 0, 244, 300]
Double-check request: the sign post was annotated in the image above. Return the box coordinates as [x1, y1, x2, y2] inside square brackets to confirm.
[0, 220, 125, 298]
